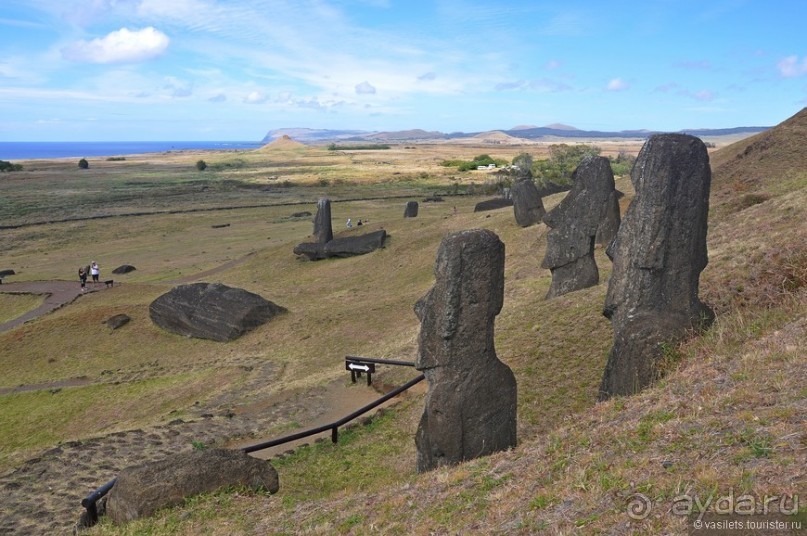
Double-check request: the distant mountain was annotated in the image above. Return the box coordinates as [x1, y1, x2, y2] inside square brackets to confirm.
[542, 123, 579, 131]
[261, 124, 770, 144]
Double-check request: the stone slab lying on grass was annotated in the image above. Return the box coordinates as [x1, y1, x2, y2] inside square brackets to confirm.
[105, 449, 279, 525]
[473, 198, 513, 212]
[293, 230, 387, 261]
[111, 265, 136, 274]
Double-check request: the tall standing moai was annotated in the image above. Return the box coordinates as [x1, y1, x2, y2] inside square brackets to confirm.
[312, 198, 333, 244]
[511, 156, 546, 227]
[541, 155, 619, 298]
[404, 201, 419, 218]
[414, 229, 517, 473]
[599, 134, 714, 400]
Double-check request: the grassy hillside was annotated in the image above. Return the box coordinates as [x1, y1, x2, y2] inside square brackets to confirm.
[0, 122, 803, 534]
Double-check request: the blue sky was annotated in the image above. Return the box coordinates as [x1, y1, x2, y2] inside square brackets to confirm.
[1, 0, 806, 141]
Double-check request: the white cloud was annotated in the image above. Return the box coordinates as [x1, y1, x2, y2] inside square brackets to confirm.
[777, 55, 807, 78]
[208, 93, 226, 102]
[355, 81, 377, 95]
[61, 27, 169, 64]
[606, 78, 629, 91]
[244, 90, 268, 104]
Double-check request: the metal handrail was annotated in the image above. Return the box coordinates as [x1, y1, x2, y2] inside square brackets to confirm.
[79, 362, 424, 527]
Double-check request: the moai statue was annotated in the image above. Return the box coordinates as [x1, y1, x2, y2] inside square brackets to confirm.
[313, 198, 333, 244]
[599, 134, 714, 400]
[414, 229, 517, 472]
[404, 201, 419, 218]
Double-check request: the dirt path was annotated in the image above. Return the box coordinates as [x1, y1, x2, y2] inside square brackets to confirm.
[0, 280, 104, 334]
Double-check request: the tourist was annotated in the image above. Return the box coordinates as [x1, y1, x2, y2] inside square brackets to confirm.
[357, 219, 363, 226]
[90, 261, 100, 283]
[346, 218, 352, 228]
[78, 266, 87, 291]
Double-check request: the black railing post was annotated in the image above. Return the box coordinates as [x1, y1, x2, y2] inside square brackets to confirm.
[331, 426, 338, 443]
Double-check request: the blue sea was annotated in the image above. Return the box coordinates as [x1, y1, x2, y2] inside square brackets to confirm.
[0, 141, 264, 160]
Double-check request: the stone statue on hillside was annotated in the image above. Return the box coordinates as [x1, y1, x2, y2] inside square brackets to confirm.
[599, 133, 714, 400]
[404, 201, 419, 218]
[313, 198, 333, 244]
[414, 229, 517, 472]
[541, 155, 619, 298]
[511, 178, 546, 227]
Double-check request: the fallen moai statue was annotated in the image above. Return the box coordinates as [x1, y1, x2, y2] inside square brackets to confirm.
[599, 134, 714, 400]
[293, 229, 387, 260]
[414, 229, 517, 472]
[105, 449, 279, 525]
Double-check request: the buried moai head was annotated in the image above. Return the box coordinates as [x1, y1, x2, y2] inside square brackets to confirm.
[413, 228, 516, 472]
[414, 229, 505, 371]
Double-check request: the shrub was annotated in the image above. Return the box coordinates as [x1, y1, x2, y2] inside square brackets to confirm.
[0, 160, 23, 172]
[196, 160, 207, 171]
[78, 158, 89, 169]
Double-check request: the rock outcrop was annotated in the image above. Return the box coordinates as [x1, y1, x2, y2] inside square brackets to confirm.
[111, 265, 136, 274]
[293, 230, 387, 260]
[541, 155, 619, 298]
[404, 201, 419, 218]
[106, 449, 279, 525]
[149, 282, 286, 342]
[312, 198, 333, 244]
[414, 229, 517, 472]
[511, 178, 546, 227]
[599, 134, 714, 400]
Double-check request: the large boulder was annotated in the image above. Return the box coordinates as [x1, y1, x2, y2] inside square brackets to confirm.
[403, 201, 419, 218]
[312, 198, 333, 244]
[511, 178, 546, 227]
[599, 134, 714, 400]
[149, 282, 286, 342]
[106, 449, 279, 525]
[414, 229, 517, 472]
[541, 155, 618, 298]
[294, 230, 387, 261]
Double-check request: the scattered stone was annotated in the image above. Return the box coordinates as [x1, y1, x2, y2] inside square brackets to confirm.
[473, 198, 513, 212]
[290, 211, 312, 218]
[211, 223, 230, 229]
[541, 155, 618, 298]
[105, 314, 131, 330]
[149, 282, 286, 342]
[294, 230, 387, 260]
[111, 265, 136, 274]
[312, 198, 333, 244]
[404, 201, 419, 218]
[423, 195, 444, 203]
[0, 269, 15, 278]
[511, 178, 546, 227]
[414, 229, 517, 472]
[105, 449, 279, 525]
[599, 134, 714, 400]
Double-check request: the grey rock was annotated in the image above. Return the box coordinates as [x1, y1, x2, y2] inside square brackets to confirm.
[511, 178, 546, 227]
[149, 282, 286, 342]
[541, 155, 618, 298]
[111, 265, 136, 274]
[414, 229, 517, 472]
[404, 201, 419, 218]
[106, 449, 278, 525]
[312, 198, 333, 244]
[105, 314, 131, 330]
[0, 269, 15, 278]
[599, 134, 714, 400]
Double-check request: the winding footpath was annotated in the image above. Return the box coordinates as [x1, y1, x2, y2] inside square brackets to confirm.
[0, 280, 103, 334]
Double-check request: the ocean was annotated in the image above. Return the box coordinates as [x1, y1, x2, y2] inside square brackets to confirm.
[0, 141, 264, 160]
